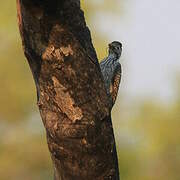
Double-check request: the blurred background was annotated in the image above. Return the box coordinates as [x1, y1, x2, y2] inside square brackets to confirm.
[0, 0, 180, 179]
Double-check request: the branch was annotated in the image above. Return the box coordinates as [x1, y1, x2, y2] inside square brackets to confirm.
[17, 0, 120, 179]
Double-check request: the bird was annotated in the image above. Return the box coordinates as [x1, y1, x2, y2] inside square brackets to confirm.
[100, 41, 122, 108]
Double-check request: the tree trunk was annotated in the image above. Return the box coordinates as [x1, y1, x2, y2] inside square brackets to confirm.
[16, 0, 120, 179]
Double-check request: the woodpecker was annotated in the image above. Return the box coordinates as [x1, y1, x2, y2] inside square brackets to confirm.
[100, 41, 122, 108]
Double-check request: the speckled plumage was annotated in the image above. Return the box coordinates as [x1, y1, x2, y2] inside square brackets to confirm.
[100, 41, 122, 107]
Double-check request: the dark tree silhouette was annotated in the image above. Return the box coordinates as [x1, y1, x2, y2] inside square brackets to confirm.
[16, 0, 120, 179]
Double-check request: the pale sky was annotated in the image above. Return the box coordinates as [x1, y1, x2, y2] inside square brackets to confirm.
[93, 0, 180, 102]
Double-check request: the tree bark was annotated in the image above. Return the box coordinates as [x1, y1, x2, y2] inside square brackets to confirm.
[16, 0, 120, 179]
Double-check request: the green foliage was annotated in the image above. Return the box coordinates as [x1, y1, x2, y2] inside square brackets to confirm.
[0, 128, 53, 180]
[112, 97, 180, 180]
[81, 0, 121, 60]
[0, 1, 36, 122]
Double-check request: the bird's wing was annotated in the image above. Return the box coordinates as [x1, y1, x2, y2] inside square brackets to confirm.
[110, 63, 122, 107]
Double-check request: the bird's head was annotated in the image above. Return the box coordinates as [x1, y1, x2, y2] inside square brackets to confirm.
[108, 41, 122, 59]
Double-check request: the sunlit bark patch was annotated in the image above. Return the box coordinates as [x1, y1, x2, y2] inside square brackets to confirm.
[42, 44, 73, 61]
[52, 76, 83, 123]
[60, 45, 74, 57]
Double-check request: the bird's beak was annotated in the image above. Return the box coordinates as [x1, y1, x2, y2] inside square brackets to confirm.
[108, 43, 112, 48]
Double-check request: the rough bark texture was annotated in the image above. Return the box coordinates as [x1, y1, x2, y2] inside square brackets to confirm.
[16, 0, 120, 179]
